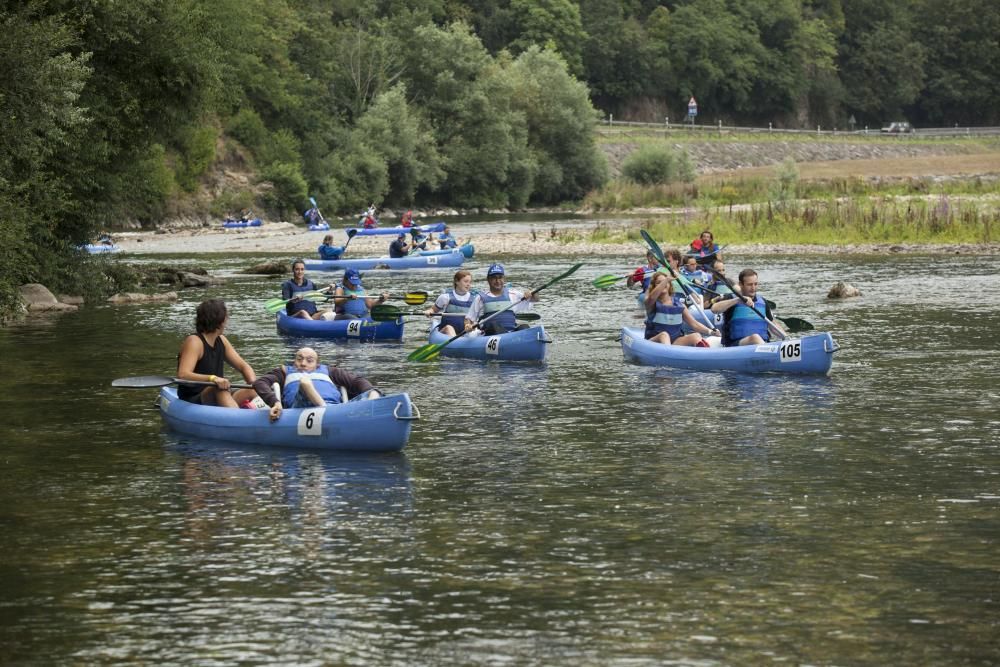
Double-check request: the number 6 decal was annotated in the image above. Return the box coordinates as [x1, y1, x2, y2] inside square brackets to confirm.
[297, 408, 325, 435]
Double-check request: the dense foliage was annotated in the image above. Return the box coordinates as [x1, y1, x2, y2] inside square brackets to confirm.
[2, 0, 999, 319]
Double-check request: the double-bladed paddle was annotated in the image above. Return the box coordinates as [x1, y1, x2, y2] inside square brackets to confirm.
[407, 263, 582, 362]
[111, 375, 253, 389]
[370, 303, 540, 323]
[265, 290, 431, 314]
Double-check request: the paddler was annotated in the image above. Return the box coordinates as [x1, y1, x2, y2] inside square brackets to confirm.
[465, 263, 537, 336]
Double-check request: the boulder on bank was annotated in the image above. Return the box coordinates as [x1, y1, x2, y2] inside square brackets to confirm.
[828, 281, 862, 299]
[107, 291, 179, 304]
[243, 261, 287, 275]
[135, 265, 224, 288]
[17, 284, 78, 313]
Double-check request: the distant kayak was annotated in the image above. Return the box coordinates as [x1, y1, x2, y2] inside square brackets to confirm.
[308, 221, 330, 231]
[417, 242, 474, 259]
[222, 218, 262, 228]
[303, 252, 464, 272]
[80, 243, 122, 254]
[345, 222, 446, 237]
[275, 312, 405, 341]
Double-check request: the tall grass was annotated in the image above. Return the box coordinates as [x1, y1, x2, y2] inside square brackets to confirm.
[579, 195, 999, 246]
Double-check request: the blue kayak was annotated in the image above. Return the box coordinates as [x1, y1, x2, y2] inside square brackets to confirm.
[222, 218, 262, 228]
[303, 251, 464, 272]
[157, 386, 417, 451]
[80, 243, 122, 254]
[276, 312, 404, 341]
[426, 325, 552, 362]
[308, 221, 330, 231]
[620, 327, 838, 375]
[418, 242, 474, 259]
[345, 222, 446, 237]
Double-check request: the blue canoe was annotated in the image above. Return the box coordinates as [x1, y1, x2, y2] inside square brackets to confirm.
[222, 218, 262, 228]
[157, 386, 417, 451]
[345, 222, 447, 237]
[276, 312, 405, 341]
[426, 325, 552, 362]
[418, 242, 474, 259]
[303, 251, 464, 272]
[620, 327, 839, 375]
[81, 243, 123, 254]
[308, 221, 330, 231]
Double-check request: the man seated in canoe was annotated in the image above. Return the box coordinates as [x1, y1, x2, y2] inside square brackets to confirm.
[680, 255, 711, 287]
[465, 263, 537, 336]
[331, 269, 388, 320]
[283, 260, 333, 320]
[318, 234, 346, 260]
[252, 347, 381, 422]
[388, 233, 409, 258]
[437, 225, 458, 249]
[424, 269, 476, 335]
[711, 268, 785, 346]
[644, 273, 717, 346]
[690, 230, 722, 265]
[176, 298, 259, 407]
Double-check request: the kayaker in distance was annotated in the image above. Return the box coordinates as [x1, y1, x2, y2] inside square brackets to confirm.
[318, 234, 345, 260]
[362, 205, 378, 228]
[644, 272, 717, 346]
[388, 233, 409, 258]
[252, 347, 381, 422]
[176, 298, 258, 407]
[331, 269, 387, 320]
[283, 260, 332, 320]
[437, 225, 458, 249]
[690, 230, 722, 264]
[711, 268, 785, 346]
[425, 269, 476, 336]
[409, 229, 429, 252]
[627, 250, 660, 290]
[400, 210, 414, 227]
[465, 263, 537, 336]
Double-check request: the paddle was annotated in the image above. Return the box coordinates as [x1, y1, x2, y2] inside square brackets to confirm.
[687, 272, 813, 334]
[265, 290, 430, 314]
[371, 304, 540, 323]
[593, 268, 658, 289]
[639, 230, 716, 331]
[407, 263, 582, 362]
[111, 375, 252, 389]
[341, 228, 358, 251]
[706, 266, 788, 341]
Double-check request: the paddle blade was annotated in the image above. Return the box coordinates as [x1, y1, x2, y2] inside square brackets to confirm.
[111, 375, 175, 388]
[407, 343, 443, 362]
[780, 316, 814, 333]
[264, 298, 286, 314]
[593, 274, 624, 289]
[515, 312, 541, 321]
[370, 304, 403, 322]
[402, 292, 429, 305]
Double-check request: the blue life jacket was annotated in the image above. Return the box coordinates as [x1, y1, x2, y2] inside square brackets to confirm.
[283, 278, 318, 316]
[725, 295, 769, 345]
[480, 287, 516, 332]
[440, 289, 474, 331]
[337, 284, 368, 317]
[318, 244, 343, 260]
[680, 267, 710, 286]
[282, 364, 341, 406]
[645, 295, 686, 340]
[438, 233, 457, 249]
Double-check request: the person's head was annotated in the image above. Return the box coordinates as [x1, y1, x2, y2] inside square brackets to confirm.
[443, 225, 450, 233]
[666, 249, 682, 268]
[397, 233, 406, 241]
[712, 259, 725, 274]
[410, 229, 421, 237]
[343, 268, 362, 287]
[195, 298, 228, 334]
[322, 234, 333, 245]
[486, 263, 505, 289]
[650, 272, 674, 296]
[645, 250, 658, 265]
[291, 259, 306, 279]
[453, 269, 472, 292]
[738, 269, 759, 297]
[683, 255, 698, 272]
[700, 230, 714, 245]
[293, 347, 319, 372]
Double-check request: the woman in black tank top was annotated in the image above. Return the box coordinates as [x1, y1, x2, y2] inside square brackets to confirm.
[176, 299, 258, 407]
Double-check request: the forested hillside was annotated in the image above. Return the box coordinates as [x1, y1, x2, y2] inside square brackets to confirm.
[2, 0, 999, 316]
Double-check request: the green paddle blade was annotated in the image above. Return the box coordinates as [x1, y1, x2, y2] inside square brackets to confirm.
[407, 342, 443, 362]
[370, 304, 404, 321]
[264, 290, 329, 314]
[593, 274, 624, 289]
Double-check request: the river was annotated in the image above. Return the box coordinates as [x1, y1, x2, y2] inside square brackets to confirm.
[1, 248, 998, 664]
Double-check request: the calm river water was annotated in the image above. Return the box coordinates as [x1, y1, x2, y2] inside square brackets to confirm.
[1, 247, 998, 665]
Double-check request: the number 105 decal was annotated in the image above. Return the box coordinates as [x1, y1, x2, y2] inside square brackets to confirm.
[779, 340, 801, 362]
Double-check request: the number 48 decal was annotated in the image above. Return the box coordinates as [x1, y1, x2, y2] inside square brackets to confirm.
[779, 340, 801, 362]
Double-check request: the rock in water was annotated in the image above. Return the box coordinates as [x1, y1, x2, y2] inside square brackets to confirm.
[828, 281, 861, 299]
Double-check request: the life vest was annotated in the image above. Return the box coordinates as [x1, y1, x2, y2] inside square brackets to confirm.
[645, 295, 685, 340]
[440, 289, 474, 331]
[680, 267, 709, 285]
[318, 244, 343, 260]
[725, 295, 769, 345]
[480, 287, 516, 332]
[337, 284, 368, 317]
[438, 233, 457, 249]
[282, 364, 341, 406]
[283, 278, 318, 316]
[362, 214, 377, 228]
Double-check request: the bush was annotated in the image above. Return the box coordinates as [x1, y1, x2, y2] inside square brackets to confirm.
[621, 146, 695, 185]
[259, 162, 308, 213]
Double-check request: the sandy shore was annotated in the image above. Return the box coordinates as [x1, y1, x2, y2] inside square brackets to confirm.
[110, 221, 999, 257]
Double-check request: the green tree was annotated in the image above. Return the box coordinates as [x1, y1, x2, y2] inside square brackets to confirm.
[508, 0, 587, 77]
